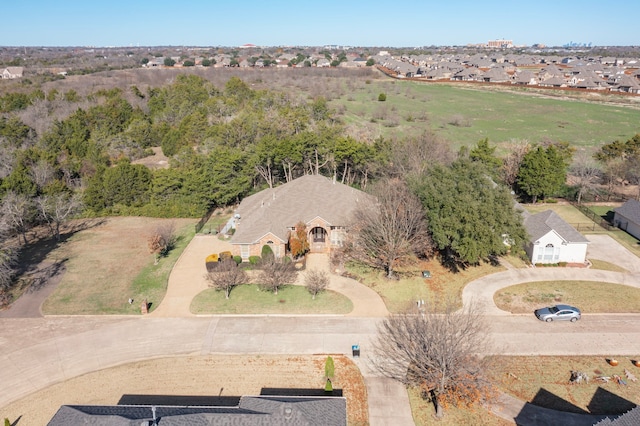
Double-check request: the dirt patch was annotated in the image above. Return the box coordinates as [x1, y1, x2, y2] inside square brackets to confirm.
[1, 354, 368, 426]
[131, 146, 170, 169]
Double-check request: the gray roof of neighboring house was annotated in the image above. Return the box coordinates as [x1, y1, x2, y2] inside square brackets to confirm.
[48, 396, 347, 425]
[231, 175, 373, 245]
[523, 210, 589, 244]
[615, 199, 640, 224]
[594, 405, 640, 426]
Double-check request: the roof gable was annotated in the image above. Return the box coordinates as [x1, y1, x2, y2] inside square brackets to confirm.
[524, 210, 589, 244]
[615, 199, 640, 224]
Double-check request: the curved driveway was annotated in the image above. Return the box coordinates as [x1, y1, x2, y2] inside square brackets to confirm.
[2, 233, 640, 425]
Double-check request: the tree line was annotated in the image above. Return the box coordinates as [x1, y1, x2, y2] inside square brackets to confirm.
[1, 70, 638, 300]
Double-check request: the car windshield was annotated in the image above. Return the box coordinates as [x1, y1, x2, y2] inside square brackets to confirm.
[549, 306, 559, 313]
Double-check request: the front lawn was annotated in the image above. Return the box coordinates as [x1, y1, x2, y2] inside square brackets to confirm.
[494, 280, 640, 313]
[190, 284, 353, 315]
[344, 257, 506, 313]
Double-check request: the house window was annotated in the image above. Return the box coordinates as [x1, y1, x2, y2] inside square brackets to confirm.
[241, 245, 250, 260]
[540, 243, 560, 262]
[331, 228, 344, 247]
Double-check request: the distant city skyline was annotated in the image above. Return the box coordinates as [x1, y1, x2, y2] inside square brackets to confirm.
[3, 0, 639, 48]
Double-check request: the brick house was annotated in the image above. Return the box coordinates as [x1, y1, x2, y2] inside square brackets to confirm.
[230, 175, 373, 261]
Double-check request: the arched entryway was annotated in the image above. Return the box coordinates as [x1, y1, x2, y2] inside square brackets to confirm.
[309, 226, 327, 252]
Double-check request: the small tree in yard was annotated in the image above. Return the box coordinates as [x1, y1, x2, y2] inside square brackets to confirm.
[258, 256, 297, 295]
[148, 221, 176, 265]
[305, 269, 329, 299]
[205, 260, 247, 299]
[289, 221, 309, 259]
[325, 356, 335, 379]
[370, 300, 492, 419]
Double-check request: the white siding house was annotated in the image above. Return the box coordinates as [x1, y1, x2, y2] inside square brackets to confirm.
[613, 199, 640, 240]
[523, 210, 590, 264]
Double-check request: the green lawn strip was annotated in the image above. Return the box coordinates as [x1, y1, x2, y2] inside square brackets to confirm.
[200, 212, 233, 235]
[494, 281, 640, 313]
[129, 224, 196, 314]
[589, 259, 628, 272]
[486, 355, 640, 415]
[190, 284, 353, 315]
[345, 260, 505, 313]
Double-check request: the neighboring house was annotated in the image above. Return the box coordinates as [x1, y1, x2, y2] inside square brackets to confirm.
[523, 210, 590, 264]
[1, 66, 24, 79]
[48, 395, 347, 425]
[613, 199, 640, 240]
[230, 174, 373, 261]
[594, 405, 640, 425]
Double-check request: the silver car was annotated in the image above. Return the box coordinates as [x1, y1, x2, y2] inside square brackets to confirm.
[534, 304, 581, 322]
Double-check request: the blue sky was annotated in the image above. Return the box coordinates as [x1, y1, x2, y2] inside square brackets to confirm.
[3, 1, 639, 47]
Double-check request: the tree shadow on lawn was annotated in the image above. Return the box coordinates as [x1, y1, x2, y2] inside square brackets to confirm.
[14, 218, 106, 278]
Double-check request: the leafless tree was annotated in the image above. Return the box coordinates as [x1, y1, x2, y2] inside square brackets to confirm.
[346, 178, 433, 279]
[388, 132, 453, 178]
[0, 192, 35, 245]
[35, 192, 84, 240]
[304, 269, 329, 299]
[205, 260, 248, 299]
[569, 150, 601, 203]
[258, 256, 297, 295]
[0, 138, 16, 179]
[147, 221, 177, 264]
[0, 232, 18, 290]
[501, 139, 531, 188]
[370, 301, 492, 419]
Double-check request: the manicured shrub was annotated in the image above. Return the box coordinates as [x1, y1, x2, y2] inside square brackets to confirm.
[249, 255, 261, 265]
[233, 255, 242, 264]
[261, 244, 274, 260]
[219, 251, 232, 261]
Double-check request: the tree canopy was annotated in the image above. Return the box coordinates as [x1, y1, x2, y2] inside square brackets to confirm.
[412, 159, 526, 267]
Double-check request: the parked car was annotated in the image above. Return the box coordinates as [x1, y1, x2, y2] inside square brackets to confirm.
[534, 304, 581, 322]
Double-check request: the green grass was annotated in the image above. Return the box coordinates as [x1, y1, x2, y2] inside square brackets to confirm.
[345, 258, 505, 313]
[190, 284, 353, 314]
[589, 259, 628, 272]
[523, 203, 602, 228]
[331, 80, 640, 153]
[494, 280, 640, 313]
[129, 226, 196, 314]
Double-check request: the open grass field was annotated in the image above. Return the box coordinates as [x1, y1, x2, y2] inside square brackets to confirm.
[494, 280, 640, 313]
[40, 217, 196, 315]
[331, 79, 640, 153]
[190, 284, 353, 315]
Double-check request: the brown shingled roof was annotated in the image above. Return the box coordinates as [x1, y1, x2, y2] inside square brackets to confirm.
[231, 175, 374, 245]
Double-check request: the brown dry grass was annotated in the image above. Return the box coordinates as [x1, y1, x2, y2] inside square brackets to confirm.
[494, 280, 640, 313]
[40, 217, 195, 314]
[488, 356, 640, 415]
[1, 354, 367, 426]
